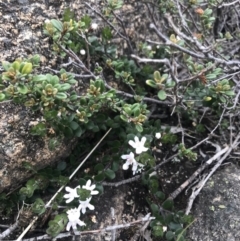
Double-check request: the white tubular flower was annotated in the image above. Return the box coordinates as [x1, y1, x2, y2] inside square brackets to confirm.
[64, 186, 80, 203]
[80, 49, 86, 55]
[79, 197, 95, 214]
[129, 136, 148, 154]
[82, 180, 99, 195]
[91, 23, 98, 30]
[66, 207, 86, 231]
[121, 152, 144, 175]
[155, 132, 161, 139]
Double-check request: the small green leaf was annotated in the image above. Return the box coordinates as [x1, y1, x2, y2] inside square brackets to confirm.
[154, 71, 161, 82]
[155, 191, 165, 200]
[104, 169, 116, 180]
[21, 63, 32, 74]
[59, 83, 71, 91]
[224, 90, 235, 96]
[95, 183, 104, 194]
[162, 199, 174, 211]
[70, 121, 79, 130]
[135, 123, 143, 132]
[0, 93, 5, 101]
[158, 90, 167, 100]
[32, 75, 47, 82]
[120, 115, 128, 122]
[150, 203, 159, 215]
[94, 163, 104, 172]
[146, 79, 157, 88]
[166, 231, 175, 240]
[75, 126, 83, 137]
[51, 19, 63, 31]
[17, 84, 28, 94]
[206, 74, 216, 80]
[94, 172, 106, 182]
[55, 92, 67, 99]
[57, 161, 67, 171]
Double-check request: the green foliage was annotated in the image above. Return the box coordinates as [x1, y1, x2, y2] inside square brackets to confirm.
[178, 144, 197, 161]
[46, 213, 68, 237]
[1, 2, 238, 240]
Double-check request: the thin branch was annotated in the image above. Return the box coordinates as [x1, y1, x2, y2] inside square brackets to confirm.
[185, 132, 240, 214]
[168, 145, 229, 200]
[218, 0, 240, 8]
[149, 23, 240, 66]
[19, 214, 155, 241]
[0, 221, 19, 240]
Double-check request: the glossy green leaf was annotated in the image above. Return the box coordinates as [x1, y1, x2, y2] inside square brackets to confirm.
[146, 79, 157, 88]
[17, 84, 28, 94]
[21, 63, 32, 74]
[55, 92, 67, 99]
[94, 172, 106, 182]
[158, 90, 167, 100]
[94, 163, 104, 172]
[51, 19, 63, 31]
[0, 93, 5, 101]
[150, 203, 159, 215]
[70, 121, 79, 130]
[59, 83, 71, 91]
[104, 169, 116, 180]
[135, 123, 143, 132]
[155, 191, 165, 200]
[75, 126, 83, 137]
[162, 199, 174, 211]
[166, 231, 175, 240]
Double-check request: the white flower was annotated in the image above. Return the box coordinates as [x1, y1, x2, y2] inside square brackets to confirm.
[121, 152, 144, 175]
[66, 207, 86, 231]
[163, 226, 167, 232]
[64, 186, 80, 203]
[155, 132, 161, 139]
[129, 136, 148, 154]
[91, 23, 98, 30]
[80, 49, 86, 55]
[79, 197, 95, 214]
[147, 45, 152, 50]
[82, 180, 99, 195]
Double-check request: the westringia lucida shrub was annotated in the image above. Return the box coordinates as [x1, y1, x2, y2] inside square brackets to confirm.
[0, 0, 239, 240]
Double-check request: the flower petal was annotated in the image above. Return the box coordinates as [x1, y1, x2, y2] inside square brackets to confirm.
[91, 190, 99, 195]
[134, 136, 140, 143]
[66, 222, 71, 231]
[86, 180, 91, 188]
[140, 136, 146, 144]
[123, 163, 129, 170]
[88, 203, 95, 210]
[128, 140, 136, 148]
[121, 154, 128, 159]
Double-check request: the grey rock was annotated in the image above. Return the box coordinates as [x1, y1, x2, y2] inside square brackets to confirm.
[0, 102, 76, 193]
[187, 164, 240, 241]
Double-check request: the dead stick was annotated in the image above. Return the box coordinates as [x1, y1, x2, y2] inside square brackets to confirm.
[168, 145, 229, 200]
